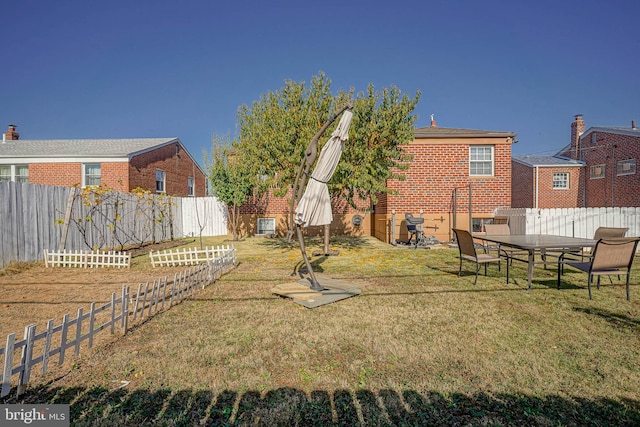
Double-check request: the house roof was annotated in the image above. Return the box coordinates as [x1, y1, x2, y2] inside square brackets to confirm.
[414, 126, 516, 139]
[0, 137, 179, 158]
[580, 126, 640, 139]
[513, 154, 585, 167]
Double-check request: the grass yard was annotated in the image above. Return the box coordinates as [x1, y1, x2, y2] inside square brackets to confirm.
[2, 235, 640, 426]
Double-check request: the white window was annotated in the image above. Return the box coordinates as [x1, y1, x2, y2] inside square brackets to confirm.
[156, 170, 165, 193]
[257, 218, 275, 235]
[617, 159, 636, 176]
[187, 177, 194, 196]
[82, 164, 101, 187]
[0, 165, 10, 182]
[553, 172, 569, 189]
[0, 165, 29, 183]
[590, 164, 605, 179]
[469, 146, 494, 176]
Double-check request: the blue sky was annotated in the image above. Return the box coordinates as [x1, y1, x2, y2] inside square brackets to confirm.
[2, 0, 639, 168]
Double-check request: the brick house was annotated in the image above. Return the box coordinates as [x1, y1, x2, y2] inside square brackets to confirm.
[0, 125, 206, 197]
[511, 155, 584, 208]
[239, 118, 516, 243]
[373, 119, 516, 243]
[512, 115, 640, 208]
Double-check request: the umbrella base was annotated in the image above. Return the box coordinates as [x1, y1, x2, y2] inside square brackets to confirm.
[271, 277, 361, 309]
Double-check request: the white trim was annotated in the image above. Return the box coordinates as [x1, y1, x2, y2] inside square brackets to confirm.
[0, 157, 128, 164]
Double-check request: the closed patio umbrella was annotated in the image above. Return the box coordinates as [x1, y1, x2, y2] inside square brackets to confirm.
[295, 109, 353, 227]
[294, 108, 353, 291]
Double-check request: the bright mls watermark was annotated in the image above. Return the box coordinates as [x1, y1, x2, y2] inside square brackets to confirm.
[1, 404, 69, 426]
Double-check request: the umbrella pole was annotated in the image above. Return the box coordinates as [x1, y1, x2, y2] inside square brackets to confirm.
[296, 224, 324, 291]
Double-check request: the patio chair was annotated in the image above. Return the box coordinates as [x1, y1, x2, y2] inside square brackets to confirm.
[558, 226, 629, 273]
[557, 237, 640, 300]
[483, 223, 527, 263]
[453, 228, 507, 285]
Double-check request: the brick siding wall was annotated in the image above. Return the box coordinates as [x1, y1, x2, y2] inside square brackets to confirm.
[511, 161, 534, 208]
[581, 131, 640, 207]
[128, 143, 206, 196]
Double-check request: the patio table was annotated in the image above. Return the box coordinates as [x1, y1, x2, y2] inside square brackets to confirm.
[478, 234, 597, 290]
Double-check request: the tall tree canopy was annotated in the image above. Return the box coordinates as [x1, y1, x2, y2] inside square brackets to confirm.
[233, 72, 421, 212]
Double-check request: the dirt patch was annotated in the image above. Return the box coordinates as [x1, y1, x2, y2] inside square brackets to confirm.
[0, 241, 193, 340]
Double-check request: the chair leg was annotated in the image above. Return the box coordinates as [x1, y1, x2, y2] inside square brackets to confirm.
[626, 274, 631, 301]
[474, 263, 480, 286]
[588, 274, 593, 300]
[458, 259, 463, 278]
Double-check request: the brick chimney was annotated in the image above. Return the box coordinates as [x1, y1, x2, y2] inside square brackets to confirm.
[430, 114, 437, 127]
[4, 124, 19, 141]
[570, 114, 584, 160]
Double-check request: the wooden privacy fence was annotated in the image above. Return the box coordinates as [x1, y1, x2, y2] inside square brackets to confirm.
[0, 182, 229, 269]
[0, 246, 236, 398]
[44, 249, 131, 268]
[150, 245, 233, 267]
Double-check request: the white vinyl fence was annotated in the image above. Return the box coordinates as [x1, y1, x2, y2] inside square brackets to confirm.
[0, 246, 236, 398]
[495, 207, 640, 238]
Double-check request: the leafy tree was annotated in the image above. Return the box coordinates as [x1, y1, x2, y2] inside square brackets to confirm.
[234, 72, 420, 239]
[206, 136, 254, 241]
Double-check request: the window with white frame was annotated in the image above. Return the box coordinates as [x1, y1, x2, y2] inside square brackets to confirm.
[469, 146, 494, 176]
[553, 172, 569, 189]
[617, 159, 636, 176]
[0, 164, 28, 182]
[0, 165, 10, 182]
[187, 177, 194, 196]
[156, 169, 166, 193]
[82, 164, 101, 187]
[590, 164, 605, 179]
[257, 218, 276, 235]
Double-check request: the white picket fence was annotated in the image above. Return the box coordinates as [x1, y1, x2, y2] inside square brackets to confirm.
[44, 249, 131, 268]
[495, 207, 640, 238]
[0, 246, 236, 398]
[150, 245, 233, 267]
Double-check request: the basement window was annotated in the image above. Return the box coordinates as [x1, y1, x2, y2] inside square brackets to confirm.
[256, 218, 276, 235]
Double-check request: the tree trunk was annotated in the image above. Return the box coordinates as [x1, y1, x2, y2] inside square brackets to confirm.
[323, 224, 330, 255]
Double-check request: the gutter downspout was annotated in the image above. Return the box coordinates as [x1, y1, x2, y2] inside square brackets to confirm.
[535, 166, 539, 209]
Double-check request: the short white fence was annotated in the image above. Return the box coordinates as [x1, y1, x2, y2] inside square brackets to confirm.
[150, 245, 233, 267]
[44, 249, 131, 268]
[0, 246, 236, 398]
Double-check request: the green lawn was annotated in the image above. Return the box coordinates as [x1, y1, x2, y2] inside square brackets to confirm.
[10, 236, 640, 426]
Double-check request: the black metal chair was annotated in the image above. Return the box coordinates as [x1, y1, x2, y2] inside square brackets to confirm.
[405, 213, 425, 248]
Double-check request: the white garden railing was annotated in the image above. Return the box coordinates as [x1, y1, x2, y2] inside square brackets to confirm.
[44, 249, 131, 268]
[149, 245, 233, 267]
[0, 246, 236, 398]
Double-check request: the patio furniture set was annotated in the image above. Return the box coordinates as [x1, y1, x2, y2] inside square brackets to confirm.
[452, 226, 639, 301]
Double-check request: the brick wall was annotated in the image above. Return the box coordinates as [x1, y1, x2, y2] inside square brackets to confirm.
[128, 143, 206, 196]
[511, 161, 534, 208]
[581, 131, 640, 207]
[376, 140, 512, 242]
[29, 163, 83, 187]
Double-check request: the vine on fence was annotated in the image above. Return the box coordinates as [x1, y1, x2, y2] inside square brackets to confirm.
[57, 185, 177, 251]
